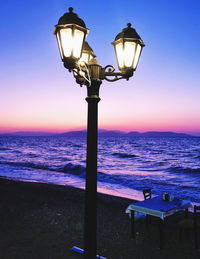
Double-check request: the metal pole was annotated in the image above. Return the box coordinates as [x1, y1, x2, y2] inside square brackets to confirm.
[84, 81, 101, 259]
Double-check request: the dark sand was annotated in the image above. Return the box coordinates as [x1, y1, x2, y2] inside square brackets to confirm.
[0, 178, 199, 259]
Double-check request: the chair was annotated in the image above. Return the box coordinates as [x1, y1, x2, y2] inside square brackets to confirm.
[179, 205, 200, 249]
[142, 188, 152, 225]
[143, 188, 151, 200]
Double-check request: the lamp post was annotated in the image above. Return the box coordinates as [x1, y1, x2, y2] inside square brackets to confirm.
[54, 7, 145, 259]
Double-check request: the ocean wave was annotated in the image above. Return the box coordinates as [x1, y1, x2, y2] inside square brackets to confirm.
[0, 160, 136, 186]
[12, 150, 22, 154]
[149, 161, 168, 167]
[1, 160, 199, 200]
[0, 161, 53, 171]
[62, 163, 85, 175]
[181, 185, 199, 190]
[61, 157, 71, 161]
[0, 161, 86, 176]
[0, 148, 10, 151]
[27, 153, 39, 158]
[112, 152, 137, 158]
[72, 144, 83, 148]
[167, 166, 200, 174]
[48, 148, 59, 152]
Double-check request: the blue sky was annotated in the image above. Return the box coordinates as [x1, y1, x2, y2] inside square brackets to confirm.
[0, 0, 200, 135]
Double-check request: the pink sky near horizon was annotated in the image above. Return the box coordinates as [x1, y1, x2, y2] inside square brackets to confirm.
[0, 71, 200, 135]
[0, 0, 200, 136]
[1, 72, 199, 135]
[1, 110, 200, 135]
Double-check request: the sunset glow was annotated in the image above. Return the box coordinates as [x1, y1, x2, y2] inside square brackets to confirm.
[0, 0, 200, 135]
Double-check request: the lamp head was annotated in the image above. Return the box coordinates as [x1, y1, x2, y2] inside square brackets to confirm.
[54, 7, 89, 70]
[112, 23, 145, 73]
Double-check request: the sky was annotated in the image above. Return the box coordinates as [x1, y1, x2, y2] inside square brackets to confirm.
[0, 0, 200, 135]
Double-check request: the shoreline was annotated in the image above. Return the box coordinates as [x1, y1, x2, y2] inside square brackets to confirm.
[0, 177, 200, 258]
[0, 176, 137, 205]
[0, 173, 144, 201]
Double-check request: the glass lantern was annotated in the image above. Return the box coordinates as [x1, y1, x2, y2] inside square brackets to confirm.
[112, 23, 145, 73]
[54, 7, 89, 70]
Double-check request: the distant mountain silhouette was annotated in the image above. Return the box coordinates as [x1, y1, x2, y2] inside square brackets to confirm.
[56, 129, 125, 137]
[57, 130, 87, 137]
[98, 129, 126, 137]
[0, 130, 196, 137]
[0, 131, 57, 137]
[126, 131, 192, 138]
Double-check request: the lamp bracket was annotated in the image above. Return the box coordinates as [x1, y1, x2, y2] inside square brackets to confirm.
[72, 63, 134, 86]
[102, 65, 132, 82]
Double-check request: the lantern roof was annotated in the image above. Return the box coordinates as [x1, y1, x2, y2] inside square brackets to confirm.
[57, 7, 86, 28]
[83, 41, 96, 57]
[114, 23, 145, 46]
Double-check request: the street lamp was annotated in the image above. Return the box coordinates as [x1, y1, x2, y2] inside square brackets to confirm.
[54, 7, 145, 259]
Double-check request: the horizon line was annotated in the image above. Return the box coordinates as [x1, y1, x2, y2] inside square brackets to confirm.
[0, 129, 200, 137]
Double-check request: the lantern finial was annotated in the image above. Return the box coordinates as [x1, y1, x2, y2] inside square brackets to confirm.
[69, 7, 73, 13]
[127, 23, 131, 28]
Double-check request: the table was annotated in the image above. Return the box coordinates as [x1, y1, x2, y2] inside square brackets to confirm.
[126, 196, 192, 248]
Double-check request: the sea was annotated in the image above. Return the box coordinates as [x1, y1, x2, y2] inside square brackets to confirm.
[0, 135, 200, 203]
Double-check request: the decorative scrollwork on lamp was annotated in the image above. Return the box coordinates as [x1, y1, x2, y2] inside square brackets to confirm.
[101, 65, 131, 82]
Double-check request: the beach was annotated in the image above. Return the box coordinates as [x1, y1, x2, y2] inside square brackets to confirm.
[0, 178, 200, 259]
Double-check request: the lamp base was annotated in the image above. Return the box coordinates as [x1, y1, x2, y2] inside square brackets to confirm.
[72, 246, 107, 259]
